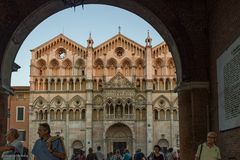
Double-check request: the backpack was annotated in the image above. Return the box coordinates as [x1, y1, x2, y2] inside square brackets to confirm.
[47, 136, 67, 160]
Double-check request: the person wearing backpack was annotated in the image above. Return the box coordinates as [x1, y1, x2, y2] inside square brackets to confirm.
[195, 131, 221, 160]
[123, 149, 131, 160]
[32, 123, 66, 160]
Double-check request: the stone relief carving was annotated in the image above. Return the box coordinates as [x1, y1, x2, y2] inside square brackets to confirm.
[159, 99, 166, 107]
[104, 72, 134, 88]
[94, 96, 103, 105]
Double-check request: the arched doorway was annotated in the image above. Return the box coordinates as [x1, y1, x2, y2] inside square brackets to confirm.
[158, 139, 169, 154]
[105, 123, 133, 154]
[72, 140, 84, 153]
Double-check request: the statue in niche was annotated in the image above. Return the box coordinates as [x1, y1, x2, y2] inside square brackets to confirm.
[116, 105, 122, 118]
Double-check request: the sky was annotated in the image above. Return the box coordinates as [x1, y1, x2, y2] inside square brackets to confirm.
[11, 4, 163, 86]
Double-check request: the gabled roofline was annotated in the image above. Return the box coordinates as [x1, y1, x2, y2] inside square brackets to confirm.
[94, 33, 145, 49]
[31, 34, 86, 52]
[152, 41, 166, 49]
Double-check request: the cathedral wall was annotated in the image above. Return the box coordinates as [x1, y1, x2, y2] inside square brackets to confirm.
[28, 33, 179, 157]
[134, 122, 147, 154]
[92, 121, 105, 150]
[208, 0, 240, 158]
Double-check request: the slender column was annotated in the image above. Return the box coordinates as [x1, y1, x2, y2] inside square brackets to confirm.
[48, 79, 50, 91]
[67, 78, 69, 90]
[146, 80, 153, 155]
[97, 110, 99, 120]
[140, 79, 143, 90]
[73, 78, 76, 91]
[86, 37, 94, 150]
[163, 78, 166, 90]
[47, 103, 50, 123]
[65, 103, 69, 157]
[114, 104, 116, 119]
[54, 78, 57, 91]
[37, 79, 40, 90]
[59, 78, 62, 91]
[80, 79, 82, 91]
[169, 110, 173, 146]
[96, 79, 99, 91]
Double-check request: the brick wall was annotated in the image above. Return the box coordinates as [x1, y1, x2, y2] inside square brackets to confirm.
[209, 0, 240, 159]
[8, 86, 30, 148]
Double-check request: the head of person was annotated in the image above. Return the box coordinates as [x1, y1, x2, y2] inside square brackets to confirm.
[153, 145, 161, 153]
[124, 149, 129, 153]
[38, 123, 51, 138]
[207, 131, 217, 145]
[6, 128, 19, 143]
[116, 149, 120, 154]
[88, 147, 93, 153]
[136, 148, 141, 153]
[97, 146, 101, 151]
[79, 150, 83, 155]
[168, 148, 173, 153]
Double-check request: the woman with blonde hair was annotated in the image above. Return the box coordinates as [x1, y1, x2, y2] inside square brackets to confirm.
[0, 128, 23, 160]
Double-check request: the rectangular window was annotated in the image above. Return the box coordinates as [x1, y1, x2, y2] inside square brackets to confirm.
[16, 107, 25, 121]
[18, 130, 26, 141]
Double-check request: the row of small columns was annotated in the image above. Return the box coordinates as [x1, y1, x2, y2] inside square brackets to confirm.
[153, 109, 179, 121]
[34, 109, 86, 121]
[31, 77, 176, 91]
[32, 78, 86, 91]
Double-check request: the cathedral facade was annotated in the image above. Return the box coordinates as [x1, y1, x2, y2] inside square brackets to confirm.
[29, 33, 179, 157]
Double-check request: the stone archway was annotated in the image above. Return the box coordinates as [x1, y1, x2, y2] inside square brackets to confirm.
[0, 1, 217, 160]
[105, 123, 133, 154]
[158, 139, 169, 154]
[1, 0, 183, 93]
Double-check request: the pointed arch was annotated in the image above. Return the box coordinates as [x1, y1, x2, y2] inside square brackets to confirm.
[107, 58, 117, 76]
[62, 58, 72, 75]
[49, 59, 59, 68]
[121, 57, 132, 76]
[75, 58, 85, 75]
[49, 59, 60, 75]
[75, 58, 85, 68]
[167, 58, 175, 75]
[62, 58, 72, 68]
[69, 95, 85, 108]
[33, 96, 47, 108]
[37, 59, 47, 76]
[94, 58, 104, 76]
[154, 58, 163, 75]
[135, 58, 144, 77]
[94, 58, 104, 67]
[153, 95, 171, 108]
[50, 95, 66, 108]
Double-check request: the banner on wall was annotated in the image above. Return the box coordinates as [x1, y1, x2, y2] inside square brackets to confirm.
[217, 36, 240, 131]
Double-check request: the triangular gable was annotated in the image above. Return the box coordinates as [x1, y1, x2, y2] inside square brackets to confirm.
[94, 33, 145, 50]
[31, 34, 86, 52]
[104, 72, 134, 88]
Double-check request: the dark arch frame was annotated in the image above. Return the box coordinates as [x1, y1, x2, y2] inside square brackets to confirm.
[1, 0, 184, 93]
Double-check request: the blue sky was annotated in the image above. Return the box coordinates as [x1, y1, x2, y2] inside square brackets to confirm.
[11, 4, 163, 86]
